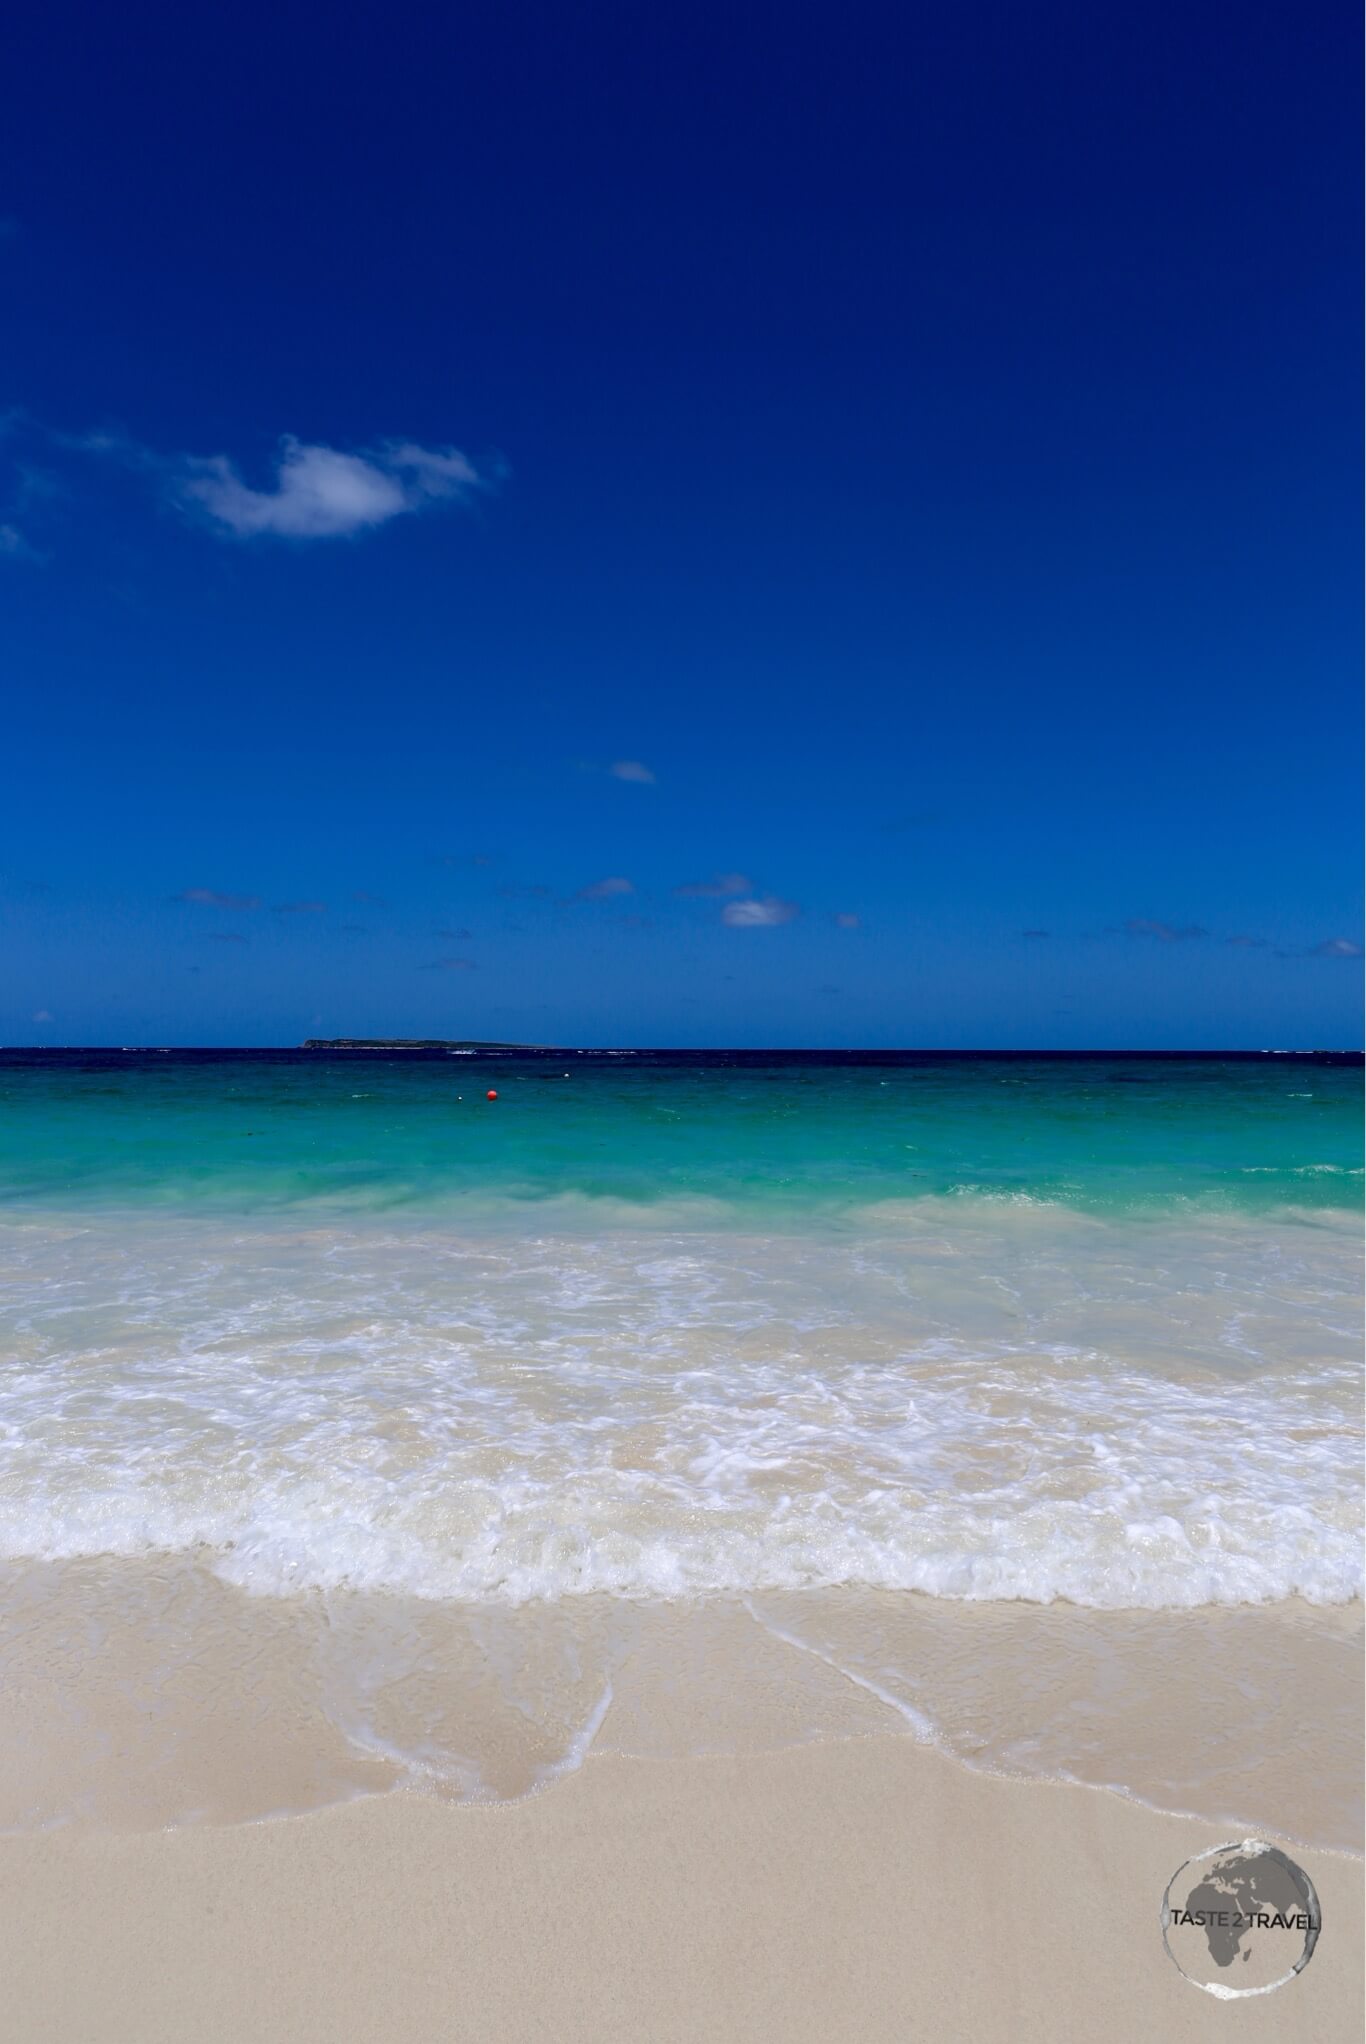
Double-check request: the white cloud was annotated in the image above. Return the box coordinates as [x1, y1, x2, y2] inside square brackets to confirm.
[578, 876, 635, 899]
[9, 417, 495, 551]
[32, 1009, 53, 1023]
[1313, 937, 1363, 958]
[382, 442, 483, 498]
[723, 896, 800, 927]
[834, 912, 860, 929]
[179, 435, 484, 539]
[609, 760, 655, 784]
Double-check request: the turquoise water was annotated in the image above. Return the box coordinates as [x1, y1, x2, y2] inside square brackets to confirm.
[0, 1048, 1360, 1625]
[0, 1052, 1360, 1218]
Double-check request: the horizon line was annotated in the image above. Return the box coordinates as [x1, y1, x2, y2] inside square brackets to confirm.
[2, 1043, 1361, 1060]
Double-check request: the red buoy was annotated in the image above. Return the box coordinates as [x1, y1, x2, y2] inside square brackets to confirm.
[486, 1089, 498, 1100]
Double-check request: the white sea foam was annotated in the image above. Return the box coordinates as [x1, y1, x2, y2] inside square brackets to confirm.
[0, 1208, 1359, 1612]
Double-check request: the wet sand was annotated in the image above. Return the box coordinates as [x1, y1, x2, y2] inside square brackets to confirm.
[0, 1738, 1359, 2043]
[3, 1560, 1360, 1850]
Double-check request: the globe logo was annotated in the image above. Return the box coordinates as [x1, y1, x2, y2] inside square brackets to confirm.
[1162, 1839, 1322, 1998]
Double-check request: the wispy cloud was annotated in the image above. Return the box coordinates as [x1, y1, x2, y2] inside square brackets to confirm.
[58, 424, 494, 542]
[1311, 937, 1363, 959]
[0, 447, 61, 563]
[675, 872, 751, 897]
[1122, 917, 1209, 942]
[181, 437, 489, 540]
[0, 522, 43, 563]
[577, 876, 634, 900]
[834, 912, 861, 929]
[435, 926, 474, 940]
[177, 887, 261, 910]
[273, 900, 327, 915]
[577, 759, 658, 786]
[722, 896, 800, 927]
[1226, 933, 1268, 949]
[1022, 928, 1050, 939]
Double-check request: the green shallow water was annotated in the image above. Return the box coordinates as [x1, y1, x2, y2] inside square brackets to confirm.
[0, 1051, 1359, 1221]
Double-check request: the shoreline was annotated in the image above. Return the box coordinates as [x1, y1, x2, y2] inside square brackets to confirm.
[1, 1737, 1359, 2042]
[3, 1563, 1358, 1850]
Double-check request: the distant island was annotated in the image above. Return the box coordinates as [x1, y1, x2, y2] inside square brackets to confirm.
[301, 1038, 543, 1051]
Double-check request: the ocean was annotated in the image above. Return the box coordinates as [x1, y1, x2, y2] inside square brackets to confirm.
[0, 1049, 1360, 1843]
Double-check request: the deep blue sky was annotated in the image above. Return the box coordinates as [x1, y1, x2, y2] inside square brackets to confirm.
[2, 0, 1360, 1047]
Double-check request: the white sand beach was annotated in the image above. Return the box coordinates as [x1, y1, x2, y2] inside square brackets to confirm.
[0, 1738, 1359, 2044]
